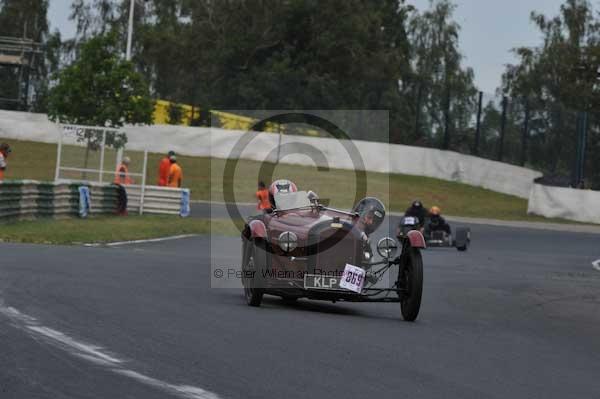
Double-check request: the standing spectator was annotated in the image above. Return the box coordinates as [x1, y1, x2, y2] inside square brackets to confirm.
[158, 150, 175, 186]
[114, 156, 133, 185]
[256, 181, 271, 212]
[168, 155, 183, 188]
[0, 143, 11, 181]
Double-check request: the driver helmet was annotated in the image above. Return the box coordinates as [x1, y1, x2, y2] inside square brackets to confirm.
[429, 206, 441, 216]
[412, 200, 423, 209]
[269, 179, 298, 209]
[269, 179, 298, 196]
[353, 197, 386, 235]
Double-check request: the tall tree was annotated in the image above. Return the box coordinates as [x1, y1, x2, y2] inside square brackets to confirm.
[75, 0, 413, 140]
[501, 0, 600, 186]
[47, 33, 153, 128]
[406, 0, 477, 147]
[47, 33, 154, 171]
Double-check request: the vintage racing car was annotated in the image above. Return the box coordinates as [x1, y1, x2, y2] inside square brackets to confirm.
[241, 182, 426, 321]
[397, 216, 471, 251]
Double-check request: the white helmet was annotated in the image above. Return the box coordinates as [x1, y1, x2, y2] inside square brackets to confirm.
[269, 179, 298, 196]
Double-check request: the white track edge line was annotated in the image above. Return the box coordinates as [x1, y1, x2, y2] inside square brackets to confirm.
[0, 303, 221, 399]
[84, 234, 199, 247]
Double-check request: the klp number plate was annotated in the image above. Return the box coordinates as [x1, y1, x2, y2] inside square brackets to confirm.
[339, 264, 366, 293]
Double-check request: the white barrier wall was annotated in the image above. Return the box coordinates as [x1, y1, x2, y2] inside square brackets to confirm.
[0, 110, 541, 199]
[528, 183, 600, 224]
[0, 110, 62, 144]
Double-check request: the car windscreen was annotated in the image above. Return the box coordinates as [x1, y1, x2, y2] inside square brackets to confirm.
[274, 191, 312, 210]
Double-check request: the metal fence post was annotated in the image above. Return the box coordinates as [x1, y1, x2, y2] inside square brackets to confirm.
[573, 111, 589, 187]
[473, 91, 483, 156]
[520, 98, 530, 167]
[580, 111, 589, 186]
[498, 96, 507, 162]
[414, 82, 423, 141]
[276, 123, 282, 164]
[443, 85, 451, 150]
[54, 125, 63, 182]
[116, 148, 123, 170]
[99, 130, 106, 183]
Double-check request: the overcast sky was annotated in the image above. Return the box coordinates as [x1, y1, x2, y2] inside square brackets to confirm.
[48, 0, 571, 93]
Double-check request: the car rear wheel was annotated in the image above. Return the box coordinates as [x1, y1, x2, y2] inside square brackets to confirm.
[399, 248, 423, 322]
[242, 239, 268, 307]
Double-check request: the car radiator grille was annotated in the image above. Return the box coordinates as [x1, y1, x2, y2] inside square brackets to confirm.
[309, 226, 360, 275]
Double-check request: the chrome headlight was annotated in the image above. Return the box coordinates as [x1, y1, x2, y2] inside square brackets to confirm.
[377, 237, 398, 259]
[278, 231, 298, 252]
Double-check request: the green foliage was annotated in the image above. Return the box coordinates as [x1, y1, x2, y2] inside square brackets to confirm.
[47, 0, 476, 145]
[500, 0, 600, 187]
[68, 0, 417, 141]
[167, 102, 184, 125]
[406, 0, 477, 146]
[47, 33, 154, 128]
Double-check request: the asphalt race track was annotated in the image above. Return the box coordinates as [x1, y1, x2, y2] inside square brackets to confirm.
[1, 209, 600, 398]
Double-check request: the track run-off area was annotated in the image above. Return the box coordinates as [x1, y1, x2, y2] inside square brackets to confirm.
[1, 203, 600, 398]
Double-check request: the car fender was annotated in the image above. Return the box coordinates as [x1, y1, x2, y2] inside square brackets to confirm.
[248, 219, 268, 239]
[407, 230, 426, 249]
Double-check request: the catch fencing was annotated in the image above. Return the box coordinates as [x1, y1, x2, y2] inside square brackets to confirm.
[410, 90, 597, 191]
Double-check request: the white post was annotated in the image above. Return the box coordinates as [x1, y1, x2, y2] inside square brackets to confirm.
[139, 150, 148, 215]
[126, 0, 135, 61]
[99, 130, 106, 183]
[276, 124, 283, 164]
[116, 148, 123, 169]
[54, 126, 63, 182]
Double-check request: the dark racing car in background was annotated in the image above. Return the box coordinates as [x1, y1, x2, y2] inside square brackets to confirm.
[241, 180, 426, 321]
[397, 216, 471, 251]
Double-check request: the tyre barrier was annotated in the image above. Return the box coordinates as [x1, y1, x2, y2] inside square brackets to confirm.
[0, 180, 120, 221]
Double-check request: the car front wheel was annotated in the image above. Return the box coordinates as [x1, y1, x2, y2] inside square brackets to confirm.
[242, 238, 267, 307]
[398, 247, 423, 322]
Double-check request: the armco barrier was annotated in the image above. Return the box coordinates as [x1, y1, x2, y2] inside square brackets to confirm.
[124, 185, 190, 216]
[0, 180, 120, 220]
[527, 183, 600, 224]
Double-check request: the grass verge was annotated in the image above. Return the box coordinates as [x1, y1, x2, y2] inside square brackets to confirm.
[0, 216, 239, 245]
[0, 136, 580, 223]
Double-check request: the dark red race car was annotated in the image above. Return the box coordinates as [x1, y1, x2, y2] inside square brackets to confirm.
[241, 182, 426, 321]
